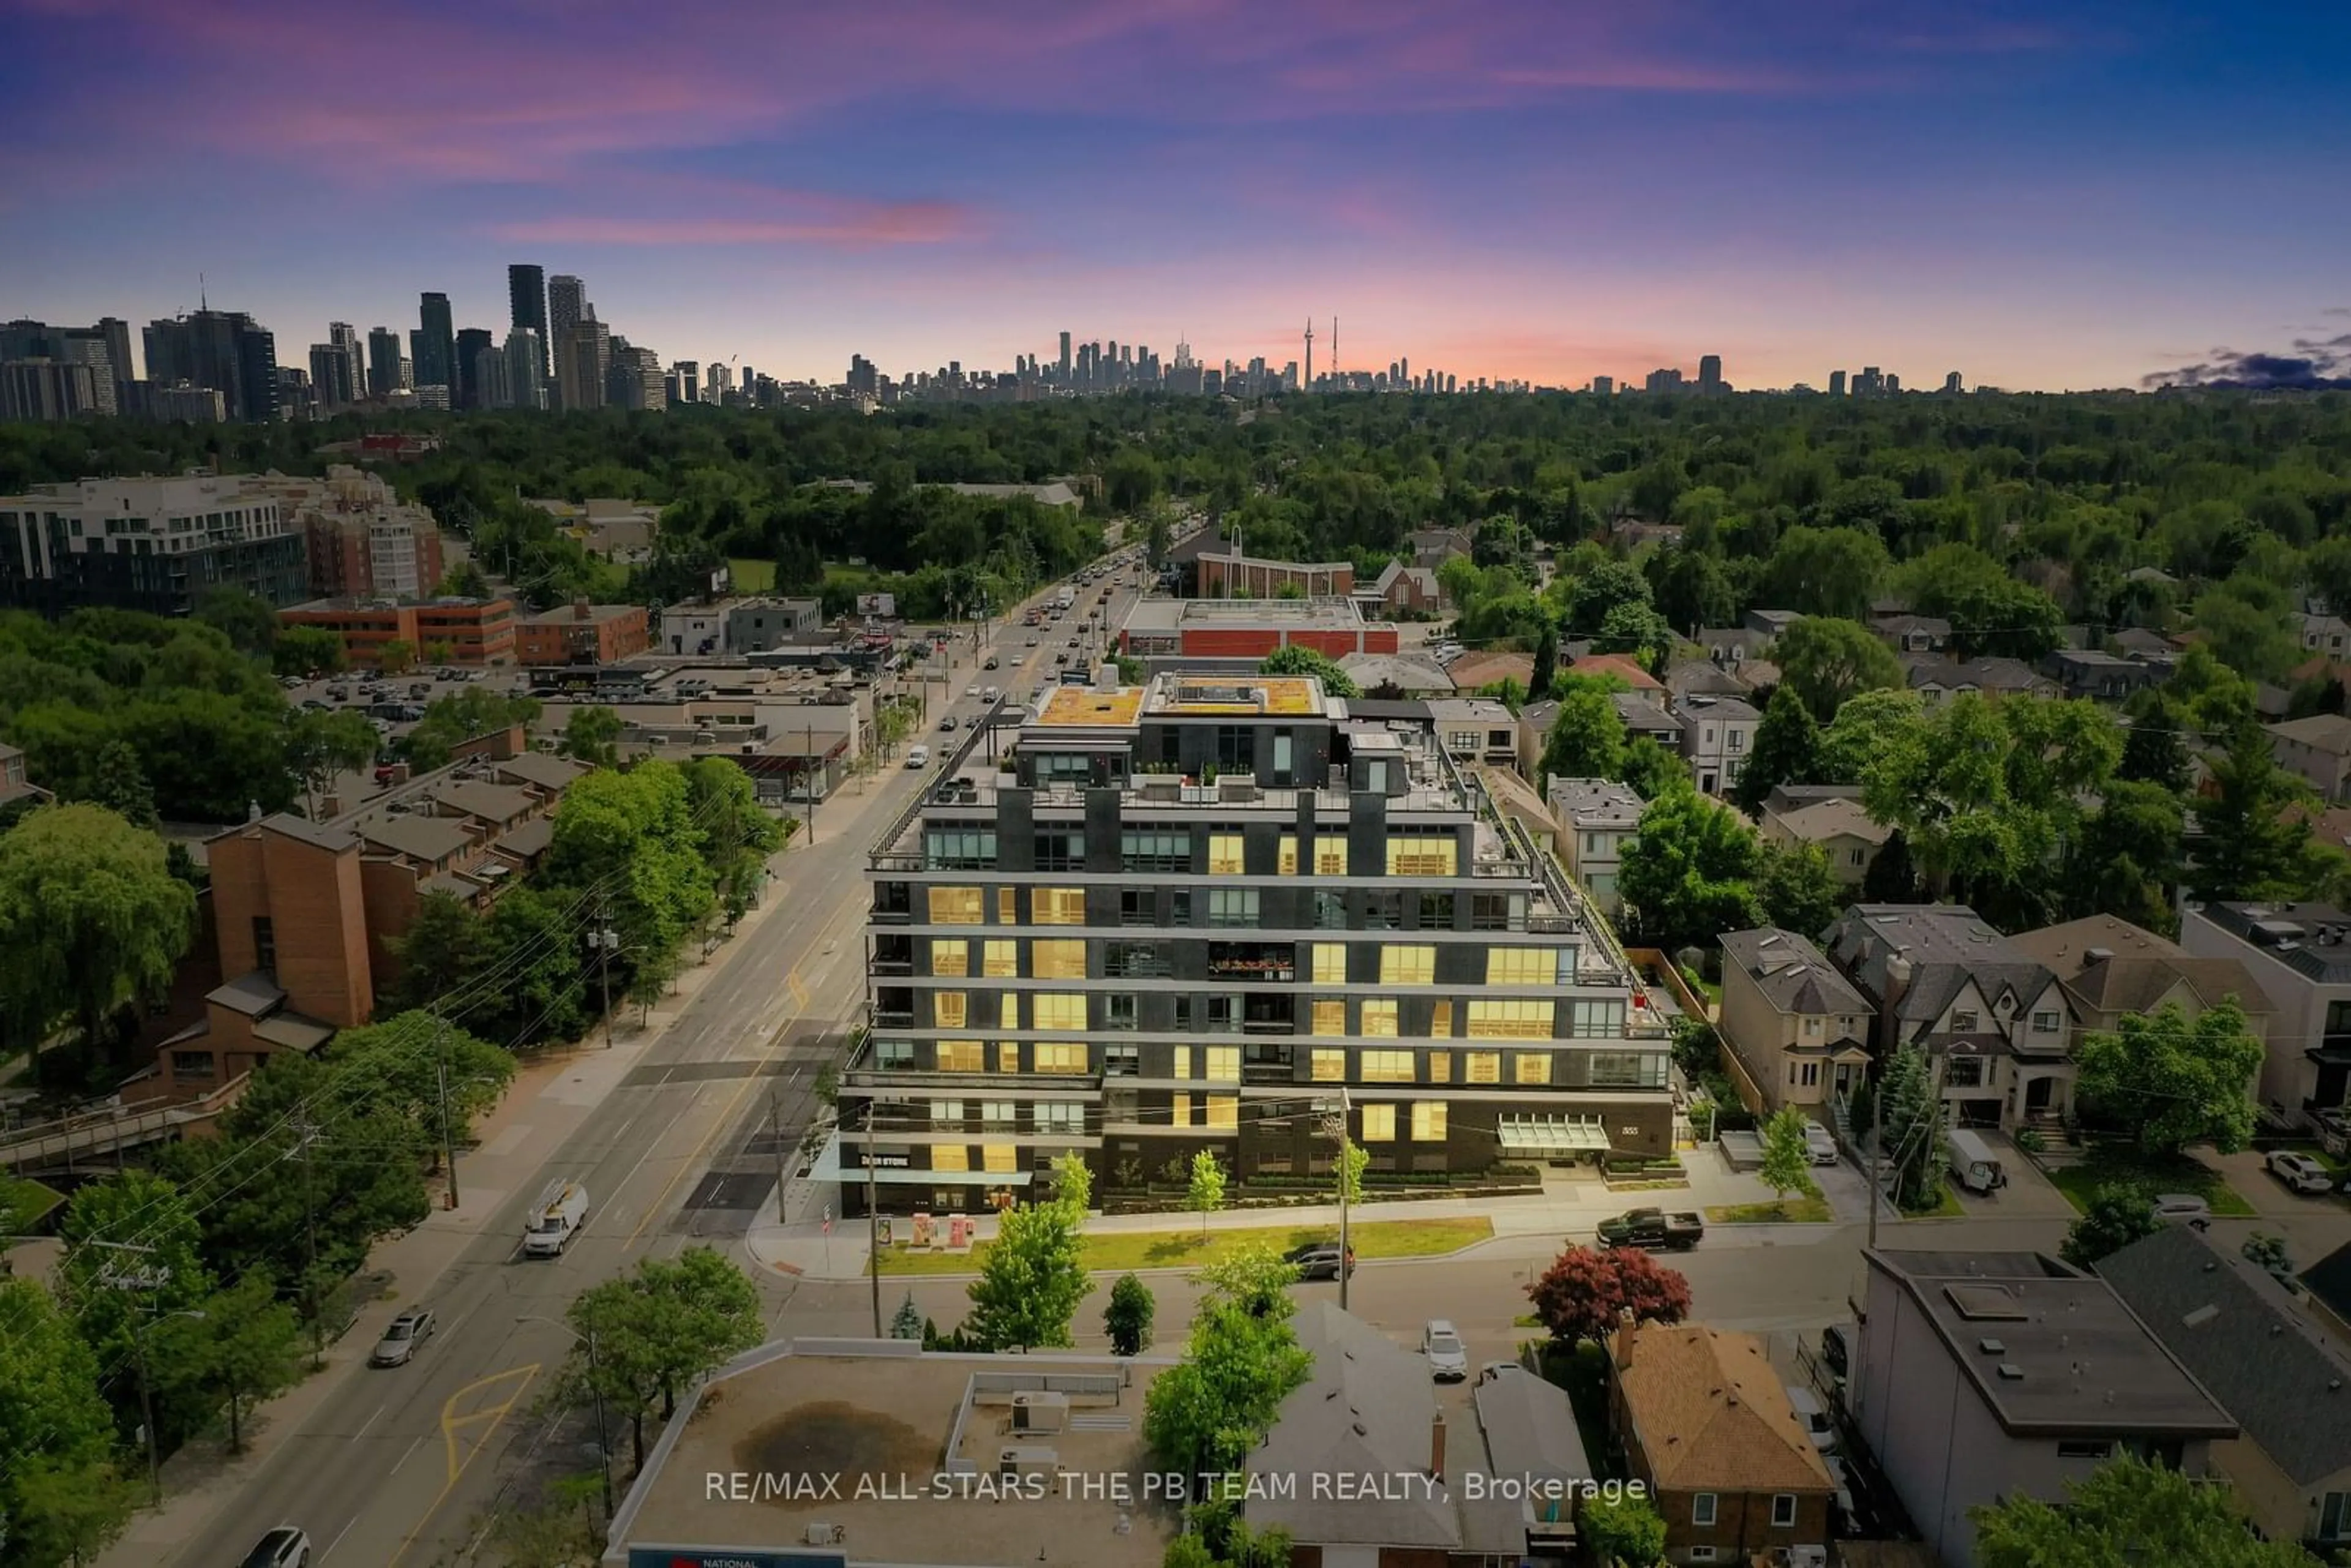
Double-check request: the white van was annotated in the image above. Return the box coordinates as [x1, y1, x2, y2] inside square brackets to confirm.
[906, 745, 930, 769]
[523, 1180, 588, 1258]
[1947, 1128, 2005, 1194]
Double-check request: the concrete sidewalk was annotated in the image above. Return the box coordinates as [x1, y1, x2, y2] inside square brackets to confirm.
[102, 827, 825, 1562]
[744, 1142, 1839, 1282]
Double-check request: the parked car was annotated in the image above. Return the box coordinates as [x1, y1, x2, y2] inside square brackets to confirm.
[1820, 1323, 1852, 1383]
[1595, 1208, 1704, 1251]
[1283, 1242, 1354, 1280]
[1785, 1384, 1840, 1453]
[966, 684, 981, 698]
[1422, 1319, 1468, 1382]
[239, 1528, 312, 1568]
[2268, 1150, 2335, 1195]
[1824, 1455, 1859, 1527]
[938, 716, 958, 732]
[2152, 1193, 2213, 1227]
[1805, 1122, 1840, 1166]
[369, 1307, 436, 1367]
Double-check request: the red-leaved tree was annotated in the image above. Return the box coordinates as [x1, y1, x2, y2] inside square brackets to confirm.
[1526, 1244, 1692, 1348]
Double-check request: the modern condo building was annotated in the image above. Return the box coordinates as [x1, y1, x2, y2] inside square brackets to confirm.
[839, 673, 1671, 1215]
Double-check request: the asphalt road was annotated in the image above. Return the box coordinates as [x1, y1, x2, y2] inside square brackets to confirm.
[175, 571, 1121, 1568]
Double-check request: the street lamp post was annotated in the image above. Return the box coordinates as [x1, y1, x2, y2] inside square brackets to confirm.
[519, 1315, 615, 1516]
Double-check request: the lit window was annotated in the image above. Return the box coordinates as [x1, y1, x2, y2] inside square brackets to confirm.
[1313, 943, 1348, 984]
[997, 887, 1016, 923]
[1381, 946, 1436, 985]
[997, 1041, 1019, 1072]
[1311, 1050, 1346, 1081]
[1312, 1000, 1347, 1037]
[1486, 948, 1550, 986]
[1362, 1000, 1399, 1037]
[1033, 993, 1087, 1030]
[983, 1144, 1019, 1173]
[1001, 995, 1021, 1030]
[931, 940, 969, 977]
[1207, 834, 1245, 874]
[1360, 1050, 1414, 1082]
[1360, 1104, 1397, 1141]
[937, 1040, 984, 1072]
[1171, 1046, 1193, 1079]
[1204, 1047, 1239, 1081]
[1430, 1002, 1453, 1038]
[934, 992, 967, 1029]
[1468, 1000, 1554, 1039]
[983, 940, 1019, 977]
[1171, 1092, 1192, 1127]
[1034, 888, 1087, 925]
[1315, 841, 1348, 876]
[1033, 939, 1087, 979]
[1206, 1095, 1238, 1129]
[1278, 835, 1299, 876]
[932, 1145, 970, 1172]
[928, 886, 984, 923]
[1514, 1052, 1551, 1084]
[1465, 1051, 1501, 1083]
[1427, 1051, 1452, 1082]
[1035, 1043, 1089, 1073]
[1386, 837, 1457, 876]
[1412, 1102, 1447, 1141]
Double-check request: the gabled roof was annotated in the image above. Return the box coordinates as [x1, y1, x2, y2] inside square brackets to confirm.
[1251, 1304, 1458, 1547]
[495, 752, 590, 792]
[252, 812, 361, 853]
[1722, 928, 1870, 1014]
[1445, 651, 1534, 692]
[2268, 715, 2351, 757]
[1612, 1323, 1834, 1493]
[1612, 692, 1680, 732]
[1823, 905, 2060, 1029]
[1568, 654, 1663, 692]
[2099, 1225, 2351, 1488]
[354, 814, 476, 863]
[1772, 798, 1892, 849]
[1665, 659, 1749, 699]
[2008, 915, 2273, 1018]
[430, 780, 536, 823]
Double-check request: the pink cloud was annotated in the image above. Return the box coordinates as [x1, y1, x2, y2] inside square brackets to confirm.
[495, 204, 974, 249]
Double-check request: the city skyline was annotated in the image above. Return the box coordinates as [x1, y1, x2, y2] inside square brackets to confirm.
[5, 2, 2350, 392]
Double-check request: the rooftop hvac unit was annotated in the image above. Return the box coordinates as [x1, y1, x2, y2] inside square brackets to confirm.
[998, 1445, 1060, 1479]
[1010, 1391, 1069, 1433]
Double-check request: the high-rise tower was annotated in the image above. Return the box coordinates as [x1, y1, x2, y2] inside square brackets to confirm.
[414, 292, 456, 394]
[507, 264, 549, 386]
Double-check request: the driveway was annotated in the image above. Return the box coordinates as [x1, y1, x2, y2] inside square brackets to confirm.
[1950, 1131, 2078, 1220]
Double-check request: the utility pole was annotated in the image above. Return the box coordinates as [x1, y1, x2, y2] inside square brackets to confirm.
[768, 1091, 790, 1221]
[293, 1111, 321, 1356]
[435, 1013, 459, 1210]
[595, 905, 615, 1048]
[804, 722, 817, 842]
[1865, 1084, 1885, 1252]
[584, 1329, 614, 1517]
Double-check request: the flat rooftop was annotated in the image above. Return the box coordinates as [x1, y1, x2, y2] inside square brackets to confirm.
[1867, 1249, 2236, 1438]
[1147, 675, 1325, 718]
[1122, 596, 1367, 634]
[612, 1343, 1176, 1568]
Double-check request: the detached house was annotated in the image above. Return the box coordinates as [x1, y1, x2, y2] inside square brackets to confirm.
[2181, 901, 2351, 1125]
[1823, 904, 2075, 1131]
[2268, 716, 2351, 803]
[2008, 914, 2273, 1063]
[1609, 1321, 1835, 1566]
[1760, 797, 1891, 884]
[1678, 694, 1760, 798]
[1718, 928, 1873, 1111]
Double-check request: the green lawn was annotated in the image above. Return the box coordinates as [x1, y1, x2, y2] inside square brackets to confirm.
[1903, 1188, 1967, 1218]
[727, 557, 775, 591]
[2045, 1148, 2257, 1217]
[1704, 1197, 1835, 1224]
[876, 1215, 1492, 1277]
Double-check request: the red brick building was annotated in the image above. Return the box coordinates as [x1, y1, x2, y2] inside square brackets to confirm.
[1194, 550, 1354, 599]
[1119, 597, 1398, 661]
[280, 596, 516, 667]
[515, 600, 651, 667]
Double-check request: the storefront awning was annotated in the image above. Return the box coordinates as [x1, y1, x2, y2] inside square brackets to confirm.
[1497, 1113, 1613, 1155]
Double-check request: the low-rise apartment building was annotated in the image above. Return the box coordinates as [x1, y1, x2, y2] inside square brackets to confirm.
[142, 749, 586, 1100]
[1854, 1248, 2236, 1568]
[1610, 1321, 1835, 1565]
[2180, 901, 2351, 1123]
[255, 464, 445, 599]
[1117, 596, 1399, 662]
[0, 474, 309, 616]
[280, 595, 517, 666]
[842, 673, 1672, 1215]
[514, 599, 650, 666]
[1718, 928, 1872, 1111]
[1823, 904, 2075, 1130]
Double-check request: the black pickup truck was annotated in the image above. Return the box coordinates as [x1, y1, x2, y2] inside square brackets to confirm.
[1595, 1207, 1705, 1251]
